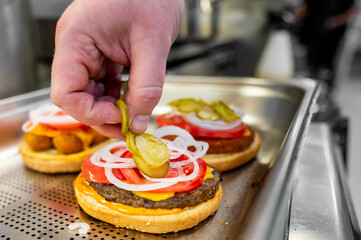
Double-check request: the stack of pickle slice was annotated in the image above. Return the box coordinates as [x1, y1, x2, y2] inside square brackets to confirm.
[170, 98, 240, 122]
[116, 99, 170, 178]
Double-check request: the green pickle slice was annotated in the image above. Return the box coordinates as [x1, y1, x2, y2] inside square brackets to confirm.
[116, 99, 170, 178]
[169, 98, 241, 123]
[134, 133, 170, 178]
[125, 132, 139, 155]
[133, 155, 170, 179]
[198, 99, 212, 108]
[119, 81, 128, 101]
[177, 99, 202, 113]
[196, 108, 221, 121]
[115, 99, 129, 135]
[213, 101, 240, 122]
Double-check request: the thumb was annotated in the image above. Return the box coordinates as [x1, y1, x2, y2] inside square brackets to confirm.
[126, 38, 170, 133]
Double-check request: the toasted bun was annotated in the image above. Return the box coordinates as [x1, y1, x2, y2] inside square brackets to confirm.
[74, 175, 223, 234]
[19, 139, 113, 173]
[202, 131, 261, 172]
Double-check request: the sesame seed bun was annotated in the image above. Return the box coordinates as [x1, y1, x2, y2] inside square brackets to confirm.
[19, 139, 114, 173]
[74, 175, 223, 234]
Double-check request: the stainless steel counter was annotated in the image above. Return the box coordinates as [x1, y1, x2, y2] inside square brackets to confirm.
[288, 123, 360, 240]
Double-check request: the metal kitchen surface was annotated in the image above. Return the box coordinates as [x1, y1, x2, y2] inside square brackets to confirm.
[288, 123, 360, 240]
[0, 76, 318, 240]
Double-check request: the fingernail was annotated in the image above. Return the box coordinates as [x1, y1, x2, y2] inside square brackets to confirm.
[132, 115, 150, 132]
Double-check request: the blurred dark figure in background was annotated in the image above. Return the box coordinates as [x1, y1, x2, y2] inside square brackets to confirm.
[296, 0, 356, 90]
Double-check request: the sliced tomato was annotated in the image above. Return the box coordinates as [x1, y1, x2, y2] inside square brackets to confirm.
[82, 156, 126, 183]
[83, 149, 133, 184]
[82, 152, 207, 193]
[41, 122, 88, 130]
[146, 158, 207, 193]
[155, 113, 246, 139]
[121, 168, 143, 184]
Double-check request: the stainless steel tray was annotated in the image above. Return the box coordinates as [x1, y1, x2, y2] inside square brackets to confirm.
[0, 76, 318, 240]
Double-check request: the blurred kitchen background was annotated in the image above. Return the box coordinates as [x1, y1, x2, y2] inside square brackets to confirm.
[1, 0, 361, 230]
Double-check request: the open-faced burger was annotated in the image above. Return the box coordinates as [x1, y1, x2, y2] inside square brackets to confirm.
[19, 103, 113, 173]
[74, 125, 223, 234]
[155, 98, 261, 172]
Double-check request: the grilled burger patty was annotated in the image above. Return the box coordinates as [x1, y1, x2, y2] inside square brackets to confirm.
[194, 126, 255, 154]
[88, 166, 221, 209]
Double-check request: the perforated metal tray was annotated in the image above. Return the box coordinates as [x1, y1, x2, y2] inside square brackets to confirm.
[0, 76, 318, 240]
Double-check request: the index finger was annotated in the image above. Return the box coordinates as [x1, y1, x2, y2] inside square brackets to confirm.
[51, 29, 122, 127]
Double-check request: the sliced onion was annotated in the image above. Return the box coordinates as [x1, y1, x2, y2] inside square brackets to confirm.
[88, 126, 208, 192]
[22, 104, 79, 132]
[105, 168, 177, 191]
[90, 142, 137, 168]
[140, 145, 199, 183]
[155, 125, 195, 142]
[22, 120, 37, 132]
[154, 125, 209, 160]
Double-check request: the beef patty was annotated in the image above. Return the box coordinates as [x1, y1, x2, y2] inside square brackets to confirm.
[162, 126, 255, 155]
[88, 166, 221, 209]
[194, 126, 255, 154]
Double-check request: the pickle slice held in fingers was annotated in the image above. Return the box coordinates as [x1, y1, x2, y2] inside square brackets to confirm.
[136, 133, 170, 164]
[116, 99, 170, 178]
[132, 155, 170, 178]
[125, 132, 139, 155]
[115, 99, 129, 135]
[131, 133, 170, 178]
[130, 133, 170, 178]
[119, 81, 128, 101]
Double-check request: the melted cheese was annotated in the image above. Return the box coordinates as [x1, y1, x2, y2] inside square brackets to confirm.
[30, 124, 95, 149]
[244, 129, 251, 137]
[75, 176, 184, 216]
[132, 166, 214, 201]
[204, 166, 214, 180]
[132, 191, 175, 201]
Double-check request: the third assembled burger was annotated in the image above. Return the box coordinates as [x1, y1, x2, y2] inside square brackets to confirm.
[19, 103, 112, 173]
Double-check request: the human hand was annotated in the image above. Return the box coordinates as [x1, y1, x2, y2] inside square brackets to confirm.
[51, 0, 184, 139]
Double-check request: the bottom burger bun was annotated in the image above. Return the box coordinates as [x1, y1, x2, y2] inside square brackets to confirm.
[202, 132, 261, 172]
[19, 139, 113, 174]
[74, 175, 223, 234]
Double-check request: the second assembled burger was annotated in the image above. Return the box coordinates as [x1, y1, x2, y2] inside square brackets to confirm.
[155, 98, 261, 171]
[74, 126, 223, 233]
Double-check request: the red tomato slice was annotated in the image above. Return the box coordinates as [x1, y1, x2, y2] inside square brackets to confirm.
[121, 168, 143, 184]
[155, 113, 246, 139]
[82, 156, 126, 183]
[145, 158, 207, 193]
[41, 122, 87, 130]
[82, 151, 207, 193]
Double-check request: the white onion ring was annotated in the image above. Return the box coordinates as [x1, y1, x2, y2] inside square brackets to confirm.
[105, 168, 177, 191]
[141, 146, 199, 183]
[90, 142, 137, 169]
[22, 103, 79, 132]
[88, 126, 209, 192]
[154, 125, 209, 160]
[68, 222, 90, 234]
